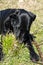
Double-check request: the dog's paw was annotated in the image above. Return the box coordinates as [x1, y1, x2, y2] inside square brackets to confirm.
[30, 52, 39, 62]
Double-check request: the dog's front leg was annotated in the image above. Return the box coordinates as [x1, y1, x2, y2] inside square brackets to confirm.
[0, 34, 3, 61]
[26, 39, 39, 62]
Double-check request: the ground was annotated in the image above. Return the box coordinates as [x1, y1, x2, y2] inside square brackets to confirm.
[0, 0, 43, 65]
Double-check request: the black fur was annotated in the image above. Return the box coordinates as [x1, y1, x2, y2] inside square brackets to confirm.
[0, 9, 39, 61]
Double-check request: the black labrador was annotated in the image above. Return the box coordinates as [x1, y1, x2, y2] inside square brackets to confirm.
[0, 9, 39, 62]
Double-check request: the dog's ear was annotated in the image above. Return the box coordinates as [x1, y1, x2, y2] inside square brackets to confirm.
[29, 12, 36, 21]
[15, 10, 20, 15]
[10, 10, 20, 18]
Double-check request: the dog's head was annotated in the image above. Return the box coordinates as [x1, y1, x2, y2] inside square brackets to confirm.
[3, 10, 20, 35]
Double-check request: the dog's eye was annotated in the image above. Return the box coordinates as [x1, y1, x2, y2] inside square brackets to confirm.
[11, 18, 17, 25]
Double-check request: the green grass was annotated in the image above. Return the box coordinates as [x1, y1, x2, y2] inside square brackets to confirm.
[0, 0, 43, 65]
[0, 34, 37, 65]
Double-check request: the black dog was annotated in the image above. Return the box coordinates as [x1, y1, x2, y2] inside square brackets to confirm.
[0, 9, 39, 61]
